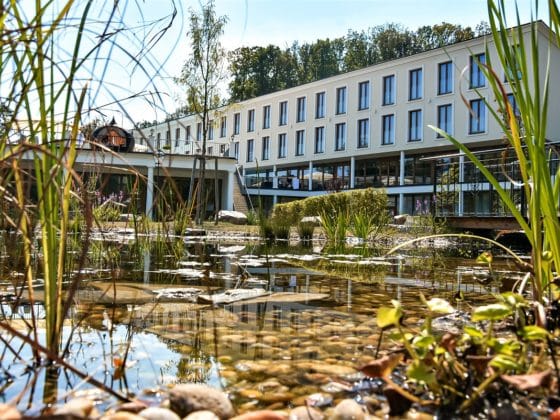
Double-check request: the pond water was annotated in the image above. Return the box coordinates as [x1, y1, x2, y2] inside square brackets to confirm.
[0, 233, 527, 415]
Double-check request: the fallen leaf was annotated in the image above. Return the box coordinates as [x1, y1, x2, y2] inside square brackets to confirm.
[439, 333, 458, 354]
[359, 353, 403, 379]
[501, 369, 552, 391]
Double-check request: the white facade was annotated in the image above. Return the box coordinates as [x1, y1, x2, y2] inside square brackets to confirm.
[134, 22, 560, 215]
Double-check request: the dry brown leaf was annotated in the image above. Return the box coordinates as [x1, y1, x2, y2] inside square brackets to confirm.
[359, 353, 403, 378]
[501, 369, 552, 391]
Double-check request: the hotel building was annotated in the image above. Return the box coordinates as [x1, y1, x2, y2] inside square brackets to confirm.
[134, 21, 560, 217]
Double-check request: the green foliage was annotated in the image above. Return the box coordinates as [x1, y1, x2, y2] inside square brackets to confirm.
[93, 203, 122, 222]
[246, 210, 258, 226]
[371, 292, 550, 412]
[297, 221, 315, 242]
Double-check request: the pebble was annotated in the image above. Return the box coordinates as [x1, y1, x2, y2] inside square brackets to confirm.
[102, 412, 145, 420]
[53, 397, 98, 418]
[331, 399, 366, 420]
[117, 401, 149, 413]
[138, 406, 181, 420]
[288, 406, 324, 420]
[185, 410, 221, 420]
[0, 404, 21, 420]
[231, 410, 288, 420]
[168, 384, 234, 419]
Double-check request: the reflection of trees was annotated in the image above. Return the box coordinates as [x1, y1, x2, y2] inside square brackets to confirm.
[436, 160, 459, 215]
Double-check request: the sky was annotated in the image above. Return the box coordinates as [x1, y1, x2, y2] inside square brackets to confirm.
[17, 0, 548, 128]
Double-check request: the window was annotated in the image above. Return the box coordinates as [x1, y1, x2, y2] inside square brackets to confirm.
[470, 53, 486, 88]
[196, 123, 202, 141]
[506, 93, 520, 117]
[357, 118, 369, 148]
[297, 97, 306, 122]
[165, 130, 170, 147]
[409, 68, 422, 100]
[438, 61, 453, 95]
[504, 46, 522, 82]
[336, 87, 347, 114]
[234, 142, 239, 160]
[262, 136, 270, 160]
[335, 122, 346, 151]
[382, 75, 395, 105]
[185, 125, 191, 142]
[247, 109, 255, 132]
[220, 116, 227, 138]
[296, 130, 305, 156]
[156, 132, 161, 148]
[315, 92, 325, 118]
[437, 104, 453, 137]
[263, 105, 271, 129]
[208, 120, 214, 140]
[314, 126, 325, 154]
[233, 113, 240, 135]
[246, 139, 254, 162]
[408, 110, 422, 142]
[358, 81, 370, 110]
[382, 114, 395, 145]
[175, 128, 180, 147]
[469, 99, 486, 134]
[278, 133, 287, 158]
[279, 101, 288, 126]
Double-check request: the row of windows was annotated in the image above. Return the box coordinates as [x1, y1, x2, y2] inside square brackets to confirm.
[152, 53, 496, 148]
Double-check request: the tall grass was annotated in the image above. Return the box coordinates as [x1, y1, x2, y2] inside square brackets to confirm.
[431, 0, 560, 303]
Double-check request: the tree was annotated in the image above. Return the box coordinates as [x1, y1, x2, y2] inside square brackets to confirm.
[414, 22, 475, 51]
[176, 0, 228, 224]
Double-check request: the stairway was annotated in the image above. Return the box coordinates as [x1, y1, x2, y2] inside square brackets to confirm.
[233, 172, 250, 214]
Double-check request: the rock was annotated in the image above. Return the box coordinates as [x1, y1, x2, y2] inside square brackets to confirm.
[168, 384, 234, 419]
[393, 214, 408, 225]
[139, 406, 181, 420]
[185, 228, 206, 236]
[288, 406, 323, 420]
[300, 216, 321, 225]
[331, 399, 366, 420]
[231, 410, 288, 420]
[102, 413, 145, 420]
[185, 411, 221, 420]
[117, 401, 149, 414]
[305, 393, 332, 408]
[54, 397, 97, 418]
[218, 210, 248, 225]
[383, 385, 412, 416]
[0, 404, 21, 420]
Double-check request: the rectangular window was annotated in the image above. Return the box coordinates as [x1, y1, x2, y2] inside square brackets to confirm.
[505, 45, 523, 82]
[409, 68, 422, 100]
[220, 116, 227, 138]
[175, 128, 180, 147]
[358, 81, 370, 110]
[208, 120, 214, 140]
[357, 118, 369, 148]
[196, 123, 202, 141]
[156, 132, 161, 148]
[437, 104, 453, 137]
[336, 87, 347, 114]
[247, 109, 255, 132]
[314, 126, 325, 154]
[234, 142, 239, 160]
[233, 113, 240, 135]
[297, 97, 306, 122]
[382, 75, 395, 105]
[507, 93, 520, 117]
[279, 101, 288, 126]
[296, 130, 305, 156]
[382, 114, 395, 145]
[263, 105, 271, 129]
[315, 92, 325, 118]
[438, 61, 453, 95]
[246, 139, 254, 162]
[278, 133, 287, 158]
[262, 136, 270, 160]
[165, 130, 170, 147]
[470, 53, 486, 88]
[469, 99, 486, 134]
[185, 125, 191, 142]
[408, 109, 422, 142]
[335, 122, 346, 151]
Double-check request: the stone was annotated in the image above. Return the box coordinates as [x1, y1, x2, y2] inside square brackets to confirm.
[288, 406, 324, 420]
[53, 397, 97, 418]
[168, 384, 234, 419]
[117, 401, 149, 414]
[218, 210, 248, 225]
[102, 413, 145, 420]
[331, 399, 366, 420]
[300, 216, 321, 225]
[184, 410, 221, 420]
[393, 214, 408, 225]
[0, 404, 21, 420]
[231, 410, 288, 420]
[185, 228, 206, 236]
[139, 406, 181, 420]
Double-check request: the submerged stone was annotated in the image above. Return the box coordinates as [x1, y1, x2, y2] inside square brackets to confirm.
[168, 384, 234, 419]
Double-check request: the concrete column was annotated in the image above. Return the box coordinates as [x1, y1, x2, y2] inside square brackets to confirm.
[273, 195, 277, 206]
[308, 161, 313, 191]
[399, 151, 406, 215]
[225, 169, 234, 211]
[350, 156, 355, 189]
[146, 166, 154, 219]
[272, 165, 278, 189]
[458, 153, 465, 216]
